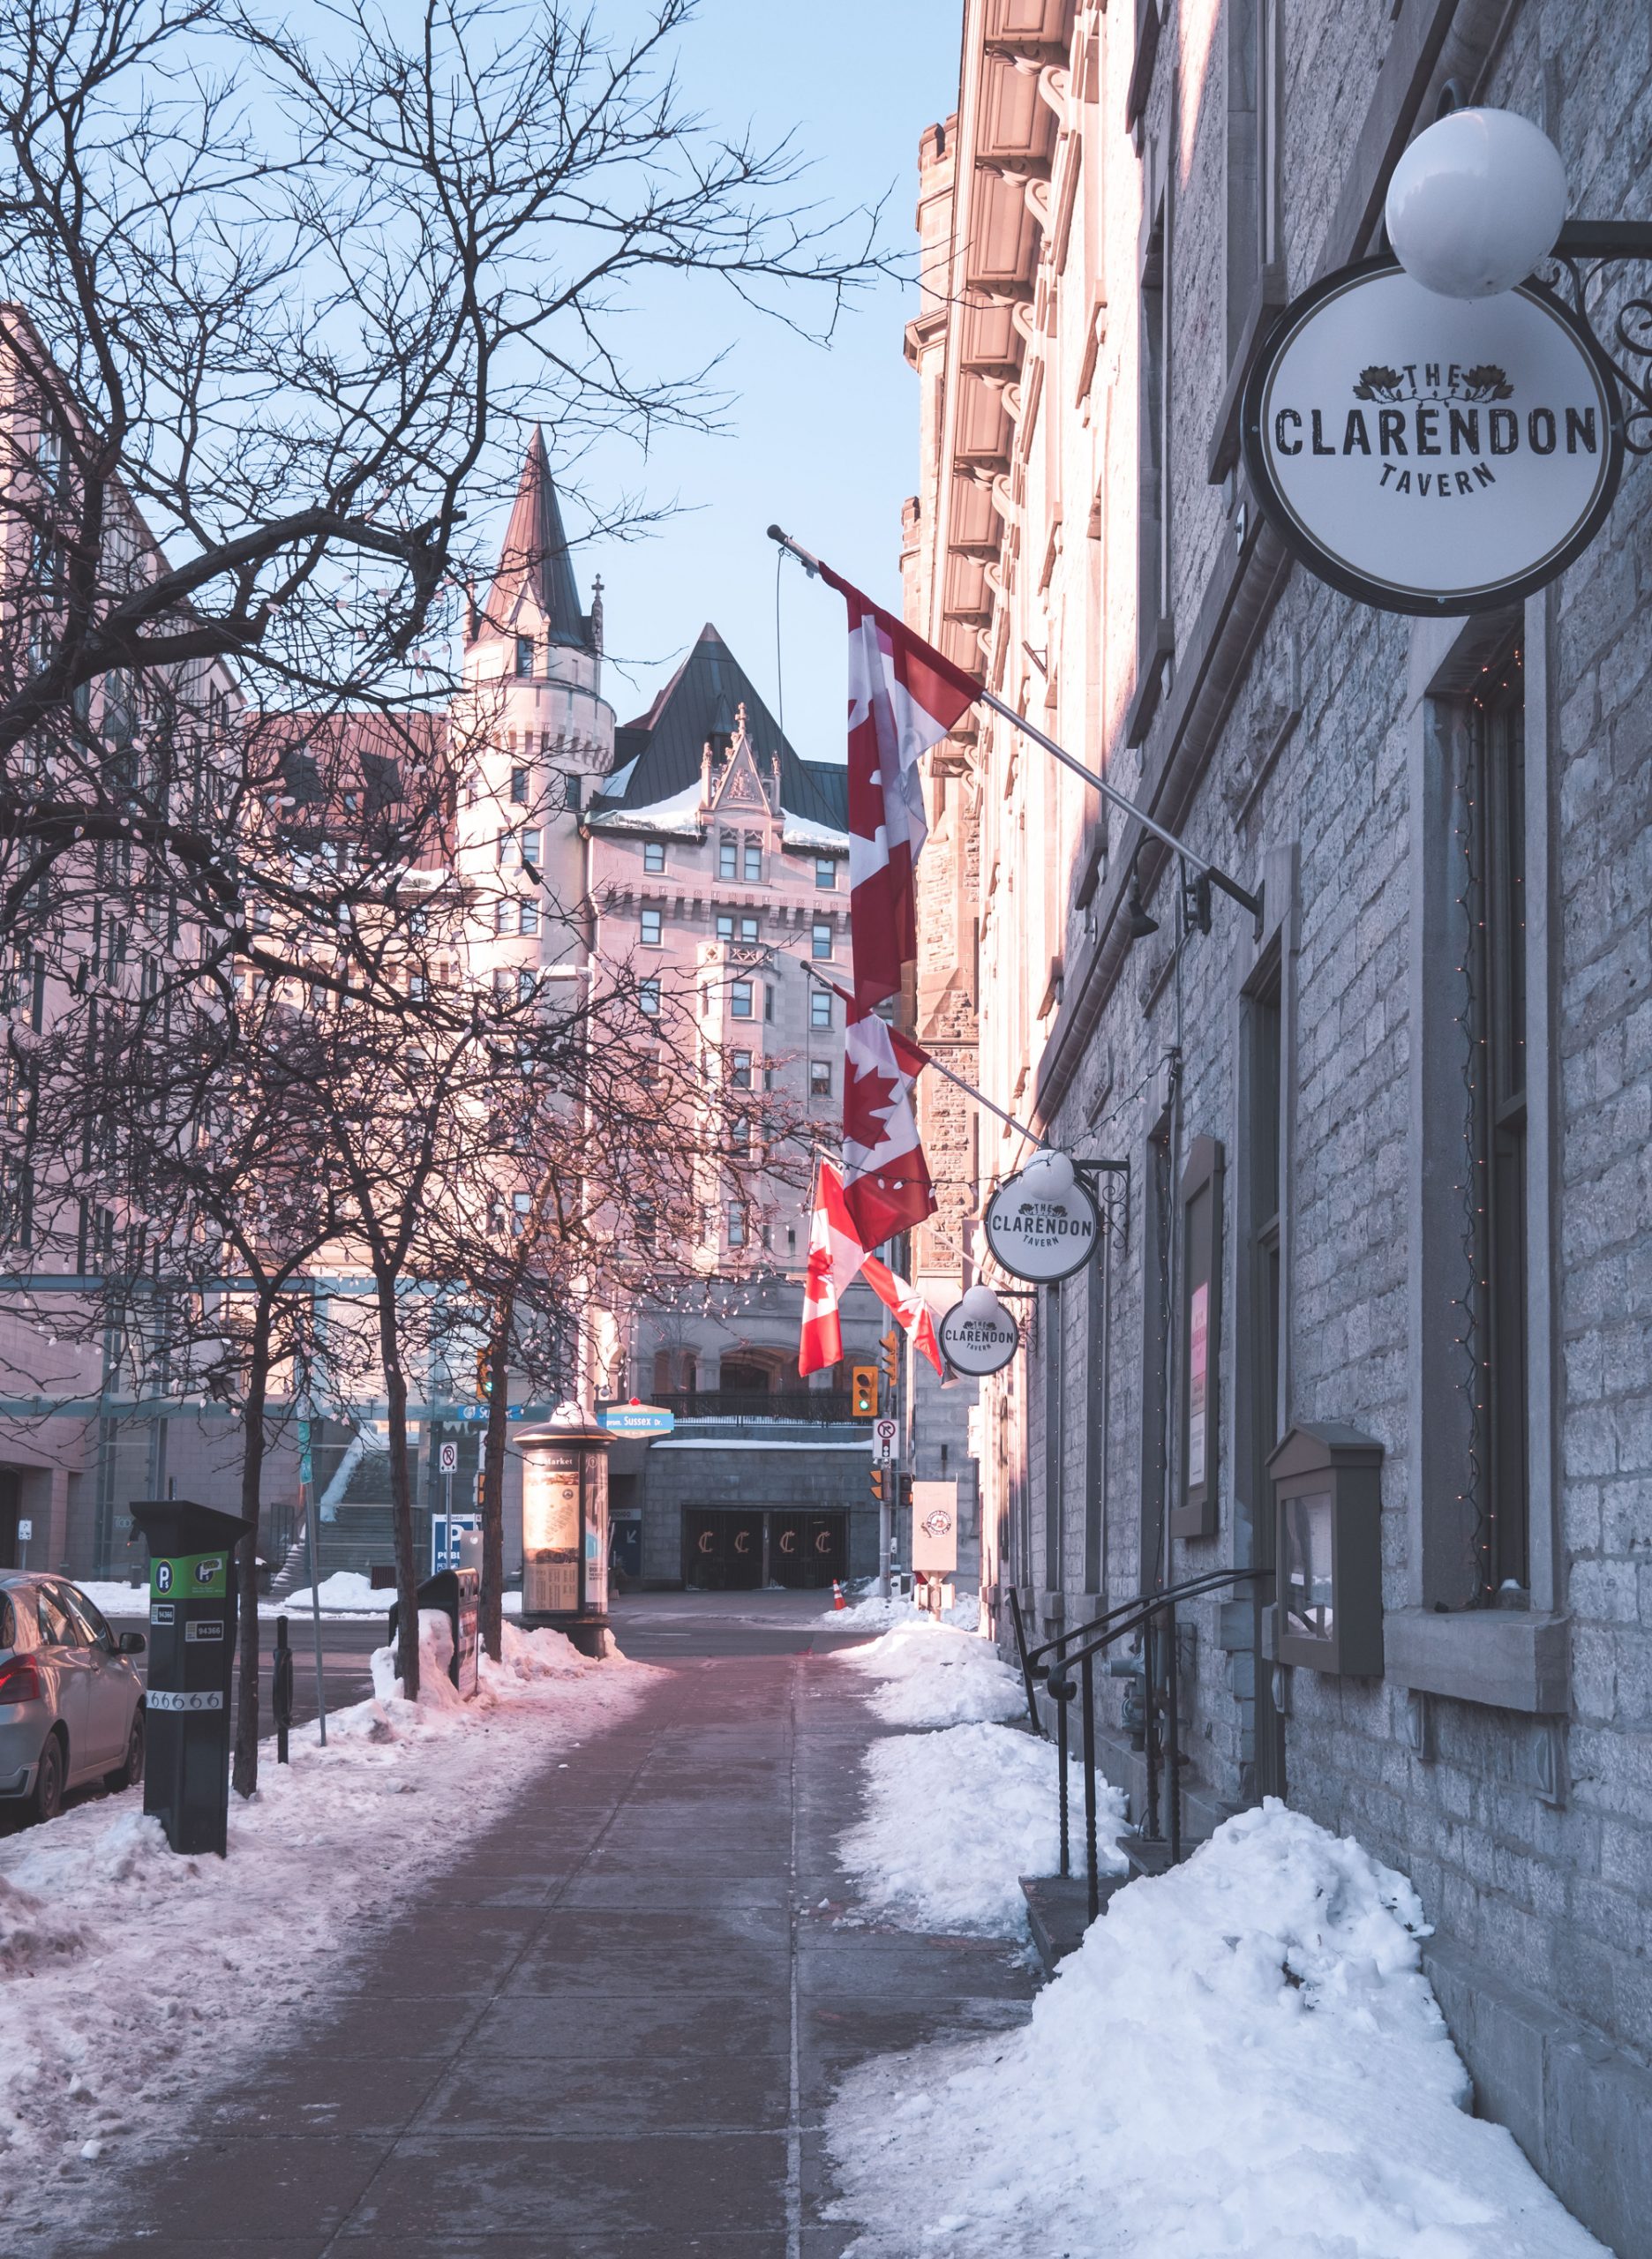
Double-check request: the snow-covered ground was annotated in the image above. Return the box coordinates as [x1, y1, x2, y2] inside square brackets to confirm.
[838, 1719, 1127, 1939]
[837, 1618, 1028, 1729]
[828, 1801, 1607, 2258]
[820, 1590, 980, 1633]
[0, 1612, 650, 2209]
[63, 1573, 526, 1622]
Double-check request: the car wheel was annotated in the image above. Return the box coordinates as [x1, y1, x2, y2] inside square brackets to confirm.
[29, 1730, 65, 1825]
[105, 1708, 145, 1793]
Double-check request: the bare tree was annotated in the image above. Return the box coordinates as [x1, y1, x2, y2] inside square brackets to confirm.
[0, 0, 882, 972]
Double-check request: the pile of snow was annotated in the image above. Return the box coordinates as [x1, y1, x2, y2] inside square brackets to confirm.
[839, 1720, 1127, 1939]
[0, 1610, 650, 2199]
[282, 1571, 389, 1615]
[838, 1618, 1027, 1729]
[827, 1802, 1608, 2258]
[822, 1589, 980, 1633]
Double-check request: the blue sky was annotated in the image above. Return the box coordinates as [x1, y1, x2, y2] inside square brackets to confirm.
[508, 0, 960, 768]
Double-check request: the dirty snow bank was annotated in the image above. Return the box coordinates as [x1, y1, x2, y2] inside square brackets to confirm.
[828, 1800, 1606, 2258]
[0, 1611, 650, 2203]
[839, 1720, 1127, 1938]
[821, 1590, 980, 1633]
[837, 1618, 1025, 1728]
[67, 1574, 527, 1622]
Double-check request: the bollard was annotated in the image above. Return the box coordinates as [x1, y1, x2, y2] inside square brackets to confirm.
[273, 1616, 295, 1764]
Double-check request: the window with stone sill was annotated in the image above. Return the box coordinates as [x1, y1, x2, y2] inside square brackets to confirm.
[815, 858, 837, 890]
[644, 841, 666, 874]
[719, 835, 739, 880]
[810, 1060, 831, 1098]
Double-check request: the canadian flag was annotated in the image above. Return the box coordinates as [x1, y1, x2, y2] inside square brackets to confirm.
[840, 994, 935, 1250]
[798, 1158, 867, 1377]
[860, 1253, 945, 1378]
[818, 563, 980, 1009]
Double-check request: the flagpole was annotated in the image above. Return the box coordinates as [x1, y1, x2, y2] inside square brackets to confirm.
[768, 525, 1264, 935]
[800, 962, 1048, 1152]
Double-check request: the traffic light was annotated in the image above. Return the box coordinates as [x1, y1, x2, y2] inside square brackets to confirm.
[879, 1328, 901, 1392]
[897, 1472, 913, 1516]
[476, 1347, 492, 1401]
[868, 1467, 885, 1503]
[850, 1362, 877, 1418]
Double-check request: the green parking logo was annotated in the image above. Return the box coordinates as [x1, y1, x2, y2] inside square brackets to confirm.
[154, 1562, 173, 1594]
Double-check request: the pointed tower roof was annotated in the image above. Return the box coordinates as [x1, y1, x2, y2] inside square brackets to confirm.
[480, 427, 592, 649]
[597, 623, 846, 832]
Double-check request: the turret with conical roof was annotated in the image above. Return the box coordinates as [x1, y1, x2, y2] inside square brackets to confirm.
[471, 426, 597, 655]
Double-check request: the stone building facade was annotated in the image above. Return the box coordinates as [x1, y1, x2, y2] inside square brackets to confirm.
[454, 447, 883, 1589]
[905, 3, 1652, 2248]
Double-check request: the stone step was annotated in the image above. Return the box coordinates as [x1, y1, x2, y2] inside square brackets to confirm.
[1018, 1872, 1130, 1977]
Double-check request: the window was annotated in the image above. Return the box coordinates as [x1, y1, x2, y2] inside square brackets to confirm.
[1224, 1, 1283, 366]
[809, 1060, 831, 1098]
[731, 980, 753, 1019]
[719, 835, 738, 879]
[521, 829, 541, 868]
[786, 1225, 796, 1254]
[514, 634, 534, 679]
[764, 987, 775, 1023]
[495, 898, 516, 936]
[510, 766, 529, 805]
[511, 1190, 532, 1237]
[1468, 646, 1529, 1596]
[727, 1202, 747, 1249]
[518, 897, 539, 937]
[815, 858, 837, 890]
[517, 967, 535, 1002]
[740, 916, 759, 942]
[644, 841, 666, 874]
[730, 1114, 751, 1153]
[717, 914, 735, 942]
[1174, 1137, 1224, 1542]
[641, 907, 663, 947]
[732, 1050, 752, 1088]
[743, 839, 762, 882]
[810, 989, 832, 1030]
[812, 920, 833, 959]
[639, 978, 660, 1016]
[1130, 187, 1172, 743]
[36, 1584, 76, 1648]
[409, 972, 427, 1002]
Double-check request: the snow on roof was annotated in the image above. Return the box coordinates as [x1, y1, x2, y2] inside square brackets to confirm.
[585, 777, 706, 838]
[782, 814, 850, 855]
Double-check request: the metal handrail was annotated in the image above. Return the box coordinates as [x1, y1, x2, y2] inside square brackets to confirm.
[1009, 1565, 1272, 1897]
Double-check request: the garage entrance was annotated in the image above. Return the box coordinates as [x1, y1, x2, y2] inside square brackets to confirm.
[682, 1507, 846, 1592]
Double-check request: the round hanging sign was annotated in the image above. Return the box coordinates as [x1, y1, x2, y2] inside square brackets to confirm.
[938, 1298, 1019, 1377]
[982, 1167, 1100, 1284]
[1241, 258, 1623, 615]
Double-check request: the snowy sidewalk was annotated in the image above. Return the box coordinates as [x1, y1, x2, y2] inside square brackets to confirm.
[10, 1631, 1036, 2258]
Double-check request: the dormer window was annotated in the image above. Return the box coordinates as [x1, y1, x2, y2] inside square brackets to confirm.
[514, 634, 535, 679]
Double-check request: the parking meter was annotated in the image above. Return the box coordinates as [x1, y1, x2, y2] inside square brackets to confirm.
[129, 1498, 253, 1857]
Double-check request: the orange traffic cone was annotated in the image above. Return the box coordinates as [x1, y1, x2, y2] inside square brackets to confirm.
[832, 1580, 846, 1611]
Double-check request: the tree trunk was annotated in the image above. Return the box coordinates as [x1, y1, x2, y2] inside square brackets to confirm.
[480, 1308, 511, 1662]
[231, 1295, 273, 1798]
[378, 1275, 420, 1700]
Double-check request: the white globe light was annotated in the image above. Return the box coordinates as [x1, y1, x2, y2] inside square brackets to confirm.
[1019, 1148, 1076, 1200]
[958, 1283, 1007, 1325]
[1385, 108, 1567, 300]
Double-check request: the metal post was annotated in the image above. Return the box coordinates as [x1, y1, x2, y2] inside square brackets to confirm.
[1143, 1619, 1160, 1842]
[1167, 1598, 1182, 1866]
[273, 1616, 294, 1764]
[1009, 1587, 1042, 1730]
[1055, 1676, 1070, 1878]
[1082, 1651, 1100, 1922]
[297, 1396, 327, 1747]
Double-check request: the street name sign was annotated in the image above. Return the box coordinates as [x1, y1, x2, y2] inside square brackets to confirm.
[983, 1167, 1100, 1284]
[938, 1298, 1018, 1377]
[1242, 258, 1623, 614]
[599, 1401, 676, 1437]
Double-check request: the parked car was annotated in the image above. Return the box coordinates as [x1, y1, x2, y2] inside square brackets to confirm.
[0, 1573, 146, 1823]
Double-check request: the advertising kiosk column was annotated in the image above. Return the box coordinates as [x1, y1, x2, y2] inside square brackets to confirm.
[129, 1498, 253, 1857]
[514, 1404, 612, 1657]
